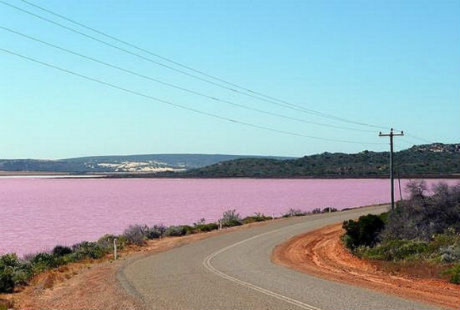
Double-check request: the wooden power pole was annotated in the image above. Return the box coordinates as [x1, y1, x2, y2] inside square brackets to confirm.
[379, 128, 404, 210]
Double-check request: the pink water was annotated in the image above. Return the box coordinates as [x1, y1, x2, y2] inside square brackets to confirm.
[0, 178, 457, 256]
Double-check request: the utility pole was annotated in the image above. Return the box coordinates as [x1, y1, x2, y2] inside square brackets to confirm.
[379, 128, 404, 210]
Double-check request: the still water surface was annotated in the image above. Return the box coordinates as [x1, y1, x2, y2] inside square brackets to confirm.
[0, 178, 456, 256]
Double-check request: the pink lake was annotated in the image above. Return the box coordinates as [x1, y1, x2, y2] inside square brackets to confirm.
[0, 178, 458, 256]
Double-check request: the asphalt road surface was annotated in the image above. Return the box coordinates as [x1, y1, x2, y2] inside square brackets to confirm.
[119, 205, 439, 310]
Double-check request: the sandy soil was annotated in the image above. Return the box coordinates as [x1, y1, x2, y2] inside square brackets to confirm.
[4, 219, 282, 310]
[272, 224, 460, 310]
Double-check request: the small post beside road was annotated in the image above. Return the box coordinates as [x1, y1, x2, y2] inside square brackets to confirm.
[379, 128, 404, 210]
[113, 237, 118, 260]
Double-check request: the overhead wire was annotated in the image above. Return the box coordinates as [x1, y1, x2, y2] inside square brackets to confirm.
[2, 0, 391, 131]
[0, 26, 375, 134]
[0, 48, 386, 146]
[1, 0, 436, 144]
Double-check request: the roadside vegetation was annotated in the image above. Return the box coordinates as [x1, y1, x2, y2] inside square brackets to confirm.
[0, 206, 337, 294]
[342, 181, 460, 284]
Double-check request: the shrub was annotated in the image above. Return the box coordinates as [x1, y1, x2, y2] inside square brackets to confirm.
[164, 225, 193, 237]
[123, 224, 148, 245]
[443, 264, 460, 284]
[429, 230, 459, 250]
[243, 212, 272, 224]
[406, 180, 427, 200]
[194, 223, 218, 232]
[97, 234, 126, 250]
[0, 254, 32, 293]
[361, 239, 429, 261]
[30, 252, 63, 272]
[146, 224, 167, 239]
[440, 244, 460, 263]
[311, 208, 322, 214]
[283, 209, 307, 217]
[52, 245, 73, 257]
[382, 182, 460, 241]
[342, 214, 385, 249]
[322, 207, 338, 213]
[72, 241, 107, 259]
[220, 209, 243, 227]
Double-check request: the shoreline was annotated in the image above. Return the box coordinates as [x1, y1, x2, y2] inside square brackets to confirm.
[2, 205, 383, 309]
[1, 215, 294, 310]
[0, 203, 442, 309]
[1, 170, 460, 179]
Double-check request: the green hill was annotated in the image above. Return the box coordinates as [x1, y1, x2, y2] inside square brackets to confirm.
[174, 143, 460, 178]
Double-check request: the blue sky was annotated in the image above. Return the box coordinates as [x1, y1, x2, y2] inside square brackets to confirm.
[1, 0, 459, 159]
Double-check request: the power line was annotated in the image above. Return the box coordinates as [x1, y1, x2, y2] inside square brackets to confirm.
[0, 26, 375, 134]
[3, 0, 436, 144]
[2, 0, 391, 131]
[19, 0, 395, 131]
[398, 138, 417, 146]
[0, 48, 386, 146]
[404, 133, 433, 144]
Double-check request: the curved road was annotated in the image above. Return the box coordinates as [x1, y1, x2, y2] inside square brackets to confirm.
[119, 205, 439, 310]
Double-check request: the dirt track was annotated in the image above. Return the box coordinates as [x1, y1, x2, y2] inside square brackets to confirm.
[272, 224, 460, 310]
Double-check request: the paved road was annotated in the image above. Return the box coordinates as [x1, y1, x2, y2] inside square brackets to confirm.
[119, 206, 439, 310]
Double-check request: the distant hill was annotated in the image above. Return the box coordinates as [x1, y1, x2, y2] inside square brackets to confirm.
[0, 154, 293, 173]
[2, 144, 459, 177]
[167, 143, 460, 178]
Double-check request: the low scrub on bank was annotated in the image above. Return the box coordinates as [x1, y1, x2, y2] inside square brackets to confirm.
[343, 181, 460, 284]
[282, 207, 338, 218]
[1, 205, 346, 293]
[443, 264, 460, 284]
[0, 208, 294, 293]
[243, 213, 273, 224]
[220, 209, 243, 227]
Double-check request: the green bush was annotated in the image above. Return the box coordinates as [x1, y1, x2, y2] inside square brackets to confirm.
[343, 214, 386, 249]
[222, 219, 242, 228]
[72, 242, 108, 259]
[282, 209, 308, 217]
[361, 239, 429, 261]
[243, 213, 272, 224]
[52, 245, 73, 257]
[147, 225, 167, 239]
[164, 225, 193, 237]
[194, 223, 218, 232]
[30, 252, 64, 273]
[0, 254, 32, 293]
[443, 264, 460, 284]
